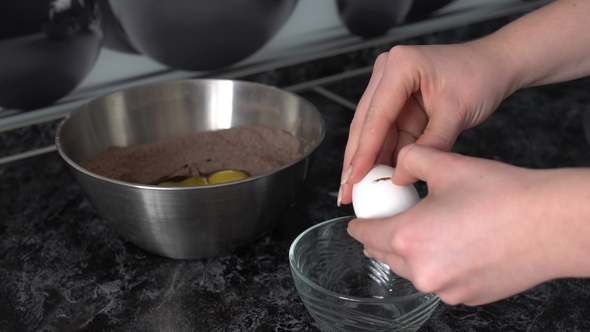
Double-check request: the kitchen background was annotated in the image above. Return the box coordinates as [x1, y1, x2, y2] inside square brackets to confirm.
[4, 0, 590, 331]
[1, 0, 552, 164]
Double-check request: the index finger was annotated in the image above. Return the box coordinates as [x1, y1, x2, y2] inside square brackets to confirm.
[344, 51, 419, 186]
[342, 53, 388, 177]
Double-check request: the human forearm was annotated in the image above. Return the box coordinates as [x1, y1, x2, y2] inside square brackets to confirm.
[338, 0, 590, 204]
[533, 167, 590, 279]
[483, 0, 590, 91]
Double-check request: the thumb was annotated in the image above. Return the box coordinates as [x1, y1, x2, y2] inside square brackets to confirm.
[392, 143, 454, 186]
[392, 113, 462, 185]
[416, 111, 462, 153]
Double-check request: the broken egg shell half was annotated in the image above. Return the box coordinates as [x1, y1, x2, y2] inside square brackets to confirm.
[352, 164, 420, 219]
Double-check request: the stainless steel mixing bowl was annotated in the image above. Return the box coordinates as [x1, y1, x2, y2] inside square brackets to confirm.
[56, 79, 325, 259]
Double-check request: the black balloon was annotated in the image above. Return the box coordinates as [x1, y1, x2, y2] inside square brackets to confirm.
[0, 0, 103, 110]
[337, 0, 414, 39]
[407, 0, 455, 19]
[108, 0, 298, 71]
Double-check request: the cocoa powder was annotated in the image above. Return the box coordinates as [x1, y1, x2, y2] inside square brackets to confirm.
[79, 124, 301, 184]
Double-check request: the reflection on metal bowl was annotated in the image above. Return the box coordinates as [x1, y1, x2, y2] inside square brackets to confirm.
[108, 0, 298, 71]
[0, 0, 103, 110]
[337, 0, 414, 39]
[56, 79, 325, 259]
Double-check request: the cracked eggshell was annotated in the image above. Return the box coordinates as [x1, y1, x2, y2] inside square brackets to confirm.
[352, 164, 420, 219]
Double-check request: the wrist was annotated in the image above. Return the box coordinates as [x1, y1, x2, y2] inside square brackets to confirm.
[469, 33, 525, 99]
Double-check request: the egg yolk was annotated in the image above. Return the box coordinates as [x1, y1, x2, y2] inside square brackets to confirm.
[207, 170, 250, 184]
[157, 170, 250, 187]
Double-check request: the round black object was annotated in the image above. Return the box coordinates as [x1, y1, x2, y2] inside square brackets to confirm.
[338, 0, 414, 39]
[97, 0, 137, 54]
[0, 0, 103, 110]
[407, 0, 454, 19]
[108, 0, 298, 71]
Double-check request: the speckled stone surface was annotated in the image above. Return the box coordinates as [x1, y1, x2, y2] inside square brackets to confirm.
[3, 13, 590, 332]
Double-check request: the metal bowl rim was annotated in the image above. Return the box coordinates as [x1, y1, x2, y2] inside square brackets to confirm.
[55, 78, 326, 190]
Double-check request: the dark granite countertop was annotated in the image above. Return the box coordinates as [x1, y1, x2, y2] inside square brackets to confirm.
[3, 14, 590, 332]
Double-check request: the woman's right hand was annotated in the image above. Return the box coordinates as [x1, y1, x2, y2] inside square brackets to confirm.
[339, 40, 519, 206]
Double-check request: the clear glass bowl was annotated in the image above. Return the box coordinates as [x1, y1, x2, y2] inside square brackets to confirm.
[289, 216, 439, 332]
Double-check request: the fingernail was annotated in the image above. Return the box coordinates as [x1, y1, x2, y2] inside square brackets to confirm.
[341, 165, 353, 185]
[336, 185, 342, 207]
[363, 249, 372, 258]
[346, 226, 352, 237]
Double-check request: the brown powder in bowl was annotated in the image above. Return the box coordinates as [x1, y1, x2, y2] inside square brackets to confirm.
[79, 124, 301, 185]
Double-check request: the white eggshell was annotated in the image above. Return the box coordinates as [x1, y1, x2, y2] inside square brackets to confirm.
[352, 164, 420, 219]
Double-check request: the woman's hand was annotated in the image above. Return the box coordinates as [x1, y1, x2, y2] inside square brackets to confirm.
[338, 41, 516, 206]
[339, 0, 590, 207]
[340, 0, 590, 306]
[347, 144, 590, 306]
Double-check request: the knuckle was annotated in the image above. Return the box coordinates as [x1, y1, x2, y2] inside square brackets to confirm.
[349, 113, 363, 131]
[364, 105, 384, 128]
[387, 45, 409, 57]
[375, 52, 389, 67]
[410, 267, 440, 294]
[387, 45, 418, 64]
[436, 283, 474, 306]
[375, 46, 418, 74]
[388, 221, 420, 256]
[437, 292, 465, 306]
[412, 277, 436, 295]
[388, 227, 410, 256]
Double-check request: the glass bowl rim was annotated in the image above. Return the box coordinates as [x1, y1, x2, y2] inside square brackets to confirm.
[289, 215, 438, 304]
